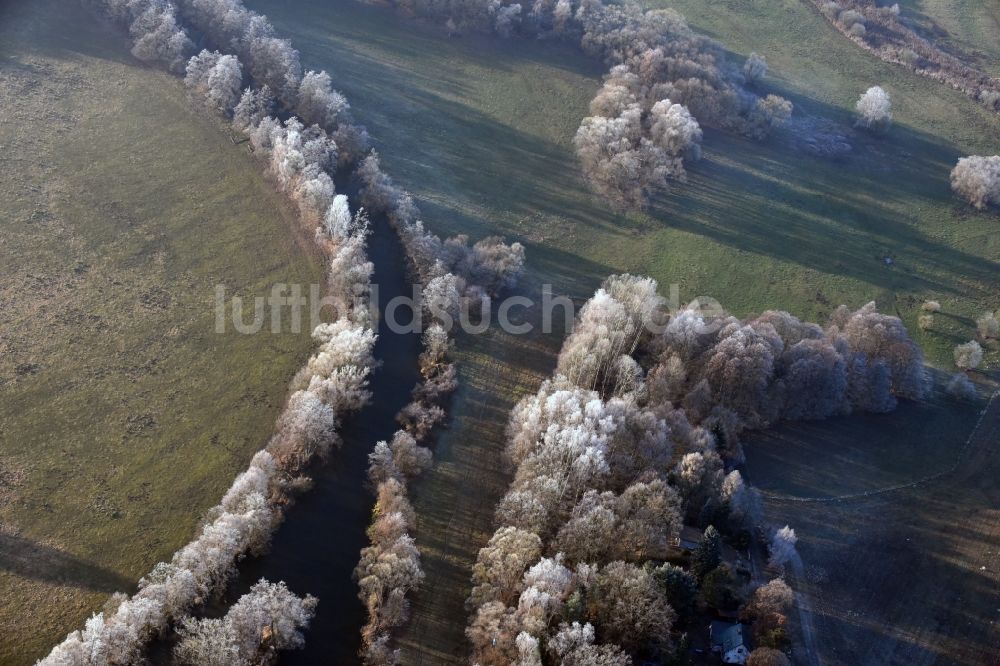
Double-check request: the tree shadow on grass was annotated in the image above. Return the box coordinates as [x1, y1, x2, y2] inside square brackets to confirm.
[751, 383, 998, 663]
[256, 0, 1000, 306]
[650, 110, 1000, 299]
[780, 475, 998, 665]
[0, 533, 133, 594]
[0, 0, 139, 69]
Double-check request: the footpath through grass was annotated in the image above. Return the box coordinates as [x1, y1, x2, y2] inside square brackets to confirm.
[0, 1, 323, 662]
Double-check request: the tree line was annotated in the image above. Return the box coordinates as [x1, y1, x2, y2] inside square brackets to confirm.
[354, 323, 456, 665]
[465, 274, 926, 663]
[352, 154, 529, 662]
[811, 0, 1000, 113]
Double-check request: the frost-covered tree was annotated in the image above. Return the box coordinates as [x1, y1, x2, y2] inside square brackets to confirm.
[297, 70, 350, 131]
[466, 236, 526, 294]
[546, 622, 630, 665]
[233, 85, 275, 131]
[830, 302, 929, 401]
[768, 525, 797, 568]
[321, 194, 354, 239]
[389, 430, 433, 478]
[268, 390, 338, 468]
[296, 318, 377, 410]
[555, 479, 681, 563]
[128, 1, 194, 72]
[648, 99, 703, 158]
[494, 2, 523, 36]
[173, 0, 302, 103]
[954, 340, 984, 370]
[588, 562, 676, 652]
[250, 117, 339, 221]
[467, 601, 521, 665]
[744, 52, 768, 85]
[855, 85, 892, 129]
[325, 227, 375, 315]
[185, 50, 243, 115]
[720, 470, 749, 522]
[743, 94, 793, 140]
[39, 596, 164, 666]
[423, 273, 464, 328]
[977, 312, 999, 340]
[776, 338, 848, 420]
[174, 579, 317, 666]
[574, 91, 701, 208]
[355, 526, 424, 647]
[951, 155, 1000, 210]
[672, 450, 723, 514]
[514, 632, 543, 666]
[703, 322, 778, 423]
[556, 276, 663, 395]
[468, 527, 543, 608]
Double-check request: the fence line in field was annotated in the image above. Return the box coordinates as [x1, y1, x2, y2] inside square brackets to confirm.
[760, 390, 1000, 504]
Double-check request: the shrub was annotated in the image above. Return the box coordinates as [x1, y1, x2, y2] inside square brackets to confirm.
[768, 525, 797, 568]
[977, 312, 999, 339]
[744, 52, 768, 84]
[954, 341, 984, 370]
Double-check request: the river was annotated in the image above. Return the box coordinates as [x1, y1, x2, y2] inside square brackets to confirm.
[219, 209, 421, 664]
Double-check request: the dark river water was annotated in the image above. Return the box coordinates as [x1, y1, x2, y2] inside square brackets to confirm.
[230, 210, 421, 664]
[142, 210, 422, 664]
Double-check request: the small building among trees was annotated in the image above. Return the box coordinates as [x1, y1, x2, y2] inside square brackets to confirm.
[711, 621, 751, 664]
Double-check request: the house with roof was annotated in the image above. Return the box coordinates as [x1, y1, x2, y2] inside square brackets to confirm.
[710, 620, 750, 664]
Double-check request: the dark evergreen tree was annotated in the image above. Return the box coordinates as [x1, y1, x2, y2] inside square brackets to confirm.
[692, 525, 722, 579]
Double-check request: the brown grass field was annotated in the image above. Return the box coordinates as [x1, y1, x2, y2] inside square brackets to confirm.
[0, 1, 322, 661]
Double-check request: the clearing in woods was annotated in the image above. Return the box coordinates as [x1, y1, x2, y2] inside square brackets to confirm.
[0, 1, 323, 662]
